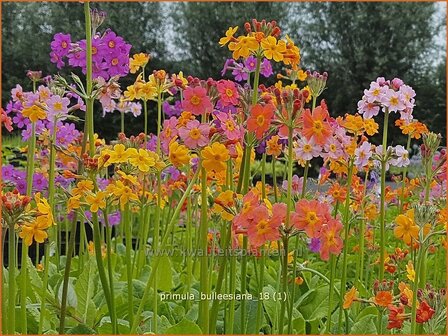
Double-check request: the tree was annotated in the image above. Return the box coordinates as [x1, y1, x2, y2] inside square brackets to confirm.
[287, 2, 445, 143]
[170, 2, 288, 79]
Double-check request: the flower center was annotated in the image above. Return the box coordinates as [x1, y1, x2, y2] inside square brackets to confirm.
[111, 58, 119, 66]
[256, 115, 265, 126]
[61, 41, 68, 48]
[53, 102, 63, 111]
[108, 41, 115, 48]
[225, 88, 234, 97]
[303, 144, 312, 152]
[190, 95, 201, 106]
[225, 120, 235, 131]
[390, 96, 399, 106]
[306, 211, 318, 225]
[189, 128, 201, 140]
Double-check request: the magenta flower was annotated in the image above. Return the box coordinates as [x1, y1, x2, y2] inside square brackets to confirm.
[178, 119, 210, 149]
[244, 56, 257, 71]
[260, 58, 273, 78]
[50, 33, 71, 57]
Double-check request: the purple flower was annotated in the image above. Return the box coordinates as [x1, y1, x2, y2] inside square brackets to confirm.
[260, 58, 273, 78]
[50, 33, 71, 57]
[55, 175, 74, 189]
[221, 58, 235, 76]
[97, 177, 110, 190]
[55, 122, 80, 147]
[163, 100, 183, 118]
[244, 56, 257, 71]
[108, 211, 121, 226]
[32, 173, 48, 192]
[12, 113, 30, 129]
[309, 238, 321, 253]
[2, 165, 15, 181]
[68, 49, 86, 68]
[50, 52, 65, 69]
[162, 166, 181, 181]
[232, 63, 248, 82]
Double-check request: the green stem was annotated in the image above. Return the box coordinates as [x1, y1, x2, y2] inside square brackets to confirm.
[326, 255, 337, 333]
[399, 135, 411, 212]
[337, 159, 354, 333]
[199, 167, 210, 333]
[378, 110, 389, 281]
[120, 111, 124, 134]
[8, 223, 16, 335]
[301, 162, 309, 198]
[410, 243, 425, 334]
[152, 171, 162, 333]
[130, 169, 199, 333]
[124, 205, 134, 325]
[261, 153, 266, 199]
[272, 157, 278, 202]
[103, 211, 117, 333]
[38, 244, 50, 334]
[356, 170, 370, 284]
[255, 247, 266, 333]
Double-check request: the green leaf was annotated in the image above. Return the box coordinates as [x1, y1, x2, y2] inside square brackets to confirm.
[350, 315, 377, 334]
[75, 258, 97, 326]
[262, 285, 280, 326]
[67, 323, 97, 334]
[58, 279, 78, 309]
[234, 299, 258, 334]
[155, 256, 173, 292]
[298, 285, 333, 321]
[164, 318, 202, 334]
[356, 306, 378, 321]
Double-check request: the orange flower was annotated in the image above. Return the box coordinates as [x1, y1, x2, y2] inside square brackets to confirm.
[247, 103, 275, 140]
[343, 286, 358, 309]
[328, 182, 347, 204]
[374, 291, 393, 307]
[301, 106, 332, 145]
[266, 135, 282, 156]
[387, 304, 406, 329]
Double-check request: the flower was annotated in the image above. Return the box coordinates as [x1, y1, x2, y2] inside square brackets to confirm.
[217, 80, 239, 106]
[178, 119, 210, 149]
[343, 286, 359, 309]
[85, 191, 107, 213]
[319, 218, 343, 260]
[406, 261, 415, 282]
[266, 135, 282, 156]
[46, 95, 70, 120]
[301, 106, 332, 145]
[228, 36, 258, 59]
[107, 180, 138, 211]
[387, 305, 406, 329]
[354, 141, 372, 168]
[128, 148, 156, 172]
[213, 190, 235, 221]
[374, 291, 393, 307]
[247, 103, 275, 140]
[19, 216, 51, 246]
[291, 199, 329, 237]
[357, 100, 380, 119]
[294, 137, 321, 161]
[201, 143, 230, 173]
[182, 86, 213, 116]
[416, 300, 435, 323]
[247, 203, 285, 248]
[108, 144, 132, 164]
[390, 145, 409, 167]
[22, 105, 46, 123]
[381, 89, 405, 112]
[216, 112, 241, 141]
[261, 36, 286, 62]
[129, 53, 150, 74]
[219, 26, 238, 46]
[169, 141, 190, 168]
[394, 209, 419, 244]
[50, 33, 71, 56]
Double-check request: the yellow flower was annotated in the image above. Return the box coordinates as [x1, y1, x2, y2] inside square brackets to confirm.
[344, 114, 365, 135]
[109, 180, 139, 210]
[67, 194, 82, 212]
[171, 71, 188, 87]
[394, 209, 419, 244]
[108, 144, 131, 164]
[212, 190, 235, 221]
[201, 143, 230, 172]
[136, 82, 157, 101]
[19, 216, 51, 246]
[85, 191, 107, 213]
[406, 261, 415, 282]
[169, 141, 190, 168]
[124, 84, 138, 101]
[117, 170, 138, 185]
[72, 180, 94, 197]
[228, 36, 258, 59]
[128, 148, 156, 172]
[129, 53, 150, 74]
[298, 69, 307, 81]
[261, 36, 286, 62]
[22, 105, 46, 123]
[302, 86, 312, 103]
[219, 26, 238, 46]
[266, 135, 282, 157]
[364, 118, 379, 136]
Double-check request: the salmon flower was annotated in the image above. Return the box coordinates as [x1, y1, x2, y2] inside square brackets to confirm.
[301, 105, 332, 145]
[247, 203, 286, 248]
[291, 199, 330, 237]
[217, 80, 239, 106]
[182, 86, 213, 116]
[247, 103, 275, 140]
[318, 218, 343, 260]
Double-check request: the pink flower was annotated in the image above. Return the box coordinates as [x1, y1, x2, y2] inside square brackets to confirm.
[357, 99, 380, 119]
[294, 137, 321, 161]
[354, 141, 372, 168]
[182, 86, 213, 116]
[46, 95, 70, 120]
[363, 82, 385, 103]
[216, 112, 241, 140]
[381, 89, 405, 112]
[11, 85, 23, 102]
[390, 145, 409, 168]
[323, 138, 344, 160]
[178, 119, 210, 149]
[217, 80, 239, 106]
